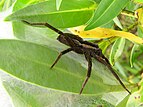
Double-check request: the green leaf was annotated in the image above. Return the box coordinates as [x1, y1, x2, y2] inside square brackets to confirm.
[12, 0, 44, 12]
[140, 78, 143, 103]
[85, 0, 130, 30]
[130, 26, 143, 67]
[12, 20, 58, 40]
[138, 25, 143, 38]
[56, 0, 62, 10]
[109, 38, 125, 65]
[130, 44, 139, 67]
[113, 17, 123, 29]
[125, 1, 137, 12]
[0, 0, 15, 11]
[134, 0, 143, 3]
[10, 0, 50, 39]
[5, 0, 96, 28]
[116, 94, 130, 107]
[1, 74, 114, 107]
[126, 91, 142, 107]
[130, 44, 143, 67]
[99, 37, 117, 53]
[115, 62, 127, 78]
[0, 39, 129, 94]
[102, 92, 129, 106]
[0, 39, 130, 106]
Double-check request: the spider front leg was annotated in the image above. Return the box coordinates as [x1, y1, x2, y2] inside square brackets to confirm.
[50, 48, 73, 69]
[22, 20, 64, 35]
[80, 52, 92, 94]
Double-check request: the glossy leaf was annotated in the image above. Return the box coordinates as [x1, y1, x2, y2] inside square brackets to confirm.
[0, 39, 130, 94]
[69, 25, 143, 44]
[109, 38, 125, 65]
[85, 0, 130, 30]
[0, 39, 130, 106]
[5, 0, 96, 28]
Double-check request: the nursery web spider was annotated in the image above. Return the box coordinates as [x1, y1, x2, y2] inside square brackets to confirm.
[23, 20, 131, 95]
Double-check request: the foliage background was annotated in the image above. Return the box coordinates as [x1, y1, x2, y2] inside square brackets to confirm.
[0, 0, 143, 107]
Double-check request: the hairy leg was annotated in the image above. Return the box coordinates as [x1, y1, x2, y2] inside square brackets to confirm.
[22, 20, 64, 35]
[80, 52, 92, 94]
[50, 48, 73, 68]
[94, 55, 131, 94]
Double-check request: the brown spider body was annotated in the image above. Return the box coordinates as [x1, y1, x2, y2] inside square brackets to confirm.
[23, 20, 131, 95]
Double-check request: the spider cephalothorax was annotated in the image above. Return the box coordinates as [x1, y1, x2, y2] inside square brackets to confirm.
[23, 20, 131, 94]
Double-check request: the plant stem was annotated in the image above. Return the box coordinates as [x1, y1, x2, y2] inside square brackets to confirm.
[121, 10, 136, 18]
[123, 21, 138, 32]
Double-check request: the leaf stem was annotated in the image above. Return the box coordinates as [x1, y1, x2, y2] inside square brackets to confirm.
[121, 10, 136, 18]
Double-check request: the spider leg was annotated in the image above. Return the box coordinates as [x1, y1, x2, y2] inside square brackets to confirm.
[50, 48, 73, 69]
[95, 55, 131, 94]
[80, 52, 92, 94]
[22, 20, 64, 35]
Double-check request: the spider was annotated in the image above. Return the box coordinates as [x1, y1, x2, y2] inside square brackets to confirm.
[23, 20, 131, 95]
